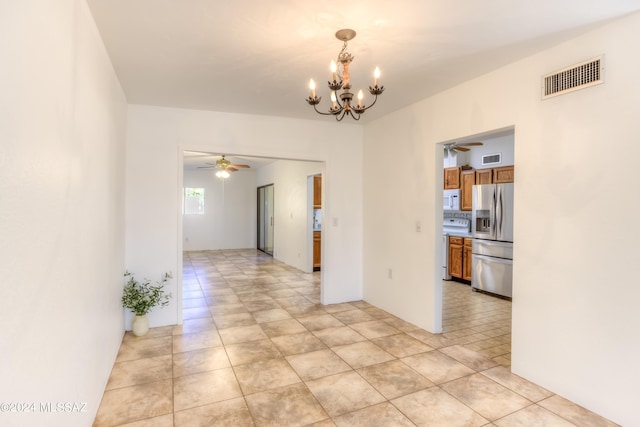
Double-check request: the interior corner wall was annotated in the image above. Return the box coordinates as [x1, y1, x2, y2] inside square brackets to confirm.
[126, 106, 364, 326]
[256, 160, 325, 272]
[0, 1, 128, 426]
[183, 169, 257, 251]
[362, 12, 640, 426]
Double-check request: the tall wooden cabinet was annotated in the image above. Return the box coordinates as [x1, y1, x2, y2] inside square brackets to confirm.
[313, 175, 322, 271]
[313, 176, 322, 208]
[460, 169, 475, 211]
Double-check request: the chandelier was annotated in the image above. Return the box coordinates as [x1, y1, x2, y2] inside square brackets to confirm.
[306, 29, 384, 121]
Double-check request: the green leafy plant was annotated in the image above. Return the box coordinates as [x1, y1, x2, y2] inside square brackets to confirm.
[122, 271, 172, 316]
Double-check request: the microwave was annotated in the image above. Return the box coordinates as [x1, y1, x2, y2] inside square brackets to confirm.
[443, 189, 461, 211]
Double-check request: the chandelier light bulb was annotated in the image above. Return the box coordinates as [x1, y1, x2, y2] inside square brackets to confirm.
[309, 79, 316, 99]
[374, 67, 380, 86]
[330, 60, 338, 81]
[330, 91, 337, 109]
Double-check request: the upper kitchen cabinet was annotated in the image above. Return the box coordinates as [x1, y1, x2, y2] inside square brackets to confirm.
[475, 168, 493, 184]
[460, 169, 475, 211]
[313, 175, 322, 208]
[493, 165, 514, 183]
[475, 166, 514, 184]
[444, 167, 461, 189]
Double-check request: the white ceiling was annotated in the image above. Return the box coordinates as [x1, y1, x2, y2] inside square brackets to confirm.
[87, 1, 640, 124]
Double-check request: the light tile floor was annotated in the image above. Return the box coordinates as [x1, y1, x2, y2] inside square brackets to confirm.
[94, 249, 618, 426]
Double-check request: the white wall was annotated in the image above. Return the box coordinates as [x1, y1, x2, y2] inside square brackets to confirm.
[126, 106, 363, 326]
[256, 160, 325, 272]
[363, 12, 640, 426]
[0, 1, 127, 426]
[183, 169, 257, 250]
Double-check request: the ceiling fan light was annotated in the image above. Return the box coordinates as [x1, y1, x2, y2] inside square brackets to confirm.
[215, 170, 230, 179]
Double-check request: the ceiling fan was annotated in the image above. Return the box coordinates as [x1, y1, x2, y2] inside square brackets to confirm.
[198, 155, 250, 172]
[444, 141, 483, 155]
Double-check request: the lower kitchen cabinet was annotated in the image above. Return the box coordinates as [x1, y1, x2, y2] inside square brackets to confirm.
[448, 236, 464, 279]
[313, 231, 321, 271]
[448, 236, 473, 282]
[463, 238, 473, 281]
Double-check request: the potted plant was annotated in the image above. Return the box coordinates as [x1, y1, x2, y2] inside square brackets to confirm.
[122, 271, 172, 336]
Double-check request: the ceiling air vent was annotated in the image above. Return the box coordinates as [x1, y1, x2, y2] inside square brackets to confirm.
[542, 56, 603, 99]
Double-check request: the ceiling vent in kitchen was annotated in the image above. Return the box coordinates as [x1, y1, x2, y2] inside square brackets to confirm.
[542, 56, 603, 99]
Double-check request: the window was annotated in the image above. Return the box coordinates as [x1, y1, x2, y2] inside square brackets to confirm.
[183, 188, 205, 215]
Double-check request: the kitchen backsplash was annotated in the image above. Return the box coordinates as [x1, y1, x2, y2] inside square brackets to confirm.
[444, 211, 472, 220]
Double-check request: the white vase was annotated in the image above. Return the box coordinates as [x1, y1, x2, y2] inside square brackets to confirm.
[132, 315, 149, 337]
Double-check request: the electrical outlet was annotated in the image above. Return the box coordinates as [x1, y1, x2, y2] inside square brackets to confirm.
[416, 221, 422, 232]
[388, 268, 393, 279]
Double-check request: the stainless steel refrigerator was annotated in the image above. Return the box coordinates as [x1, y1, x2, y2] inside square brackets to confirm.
[471, 183, 514, 298]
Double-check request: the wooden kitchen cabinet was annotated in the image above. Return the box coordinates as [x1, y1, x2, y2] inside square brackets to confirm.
[444, 167, 461, 189]
[463, 238, 473, 281]
[313, 231, 321, 270]
[493, 165, 514, 183]
[448, 236, 464, 279]
[448, 236, 473, 282]
[460, 169, 475, 211]
[475, 166, 514, 184]
[313, 175, 322, 208]
[475, 168, 493, 185]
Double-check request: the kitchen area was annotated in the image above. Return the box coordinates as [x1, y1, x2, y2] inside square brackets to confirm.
[442, 130, 515, 299]
[313, 174, 322, 271]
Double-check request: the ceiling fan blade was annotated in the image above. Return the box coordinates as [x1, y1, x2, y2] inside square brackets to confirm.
[458, 142, 483, 147]
[226, 166, 238, 172]
[453, 146, 471, 152]
[197, 166, 214, 169]
[229, 164, 250, 168]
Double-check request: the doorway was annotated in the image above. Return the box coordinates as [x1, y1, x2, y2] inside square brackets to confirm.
[257, 184, 274, 255]
[439, 127, 515, 366]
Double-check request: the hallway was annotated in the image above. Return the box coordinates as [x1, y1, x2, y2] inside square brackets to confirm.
[94, 249, 617, 426]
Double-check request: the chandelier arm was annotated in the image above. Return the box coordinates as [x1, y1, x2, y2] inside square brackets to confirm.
[332, 90, 345, 110]
[335, 109, 349, 121]
[362, 93, 379, 111]
[312, 103, 336, 116]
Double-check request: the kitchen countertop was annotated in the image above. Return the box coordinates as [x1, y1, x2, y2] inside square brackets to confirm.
[445, 231, 472, 238]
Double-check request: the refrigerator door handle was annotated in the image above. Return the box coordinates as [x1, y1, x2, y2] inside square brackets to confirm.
[491, 188, 497, 238]
[496, 185, 503, 239]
